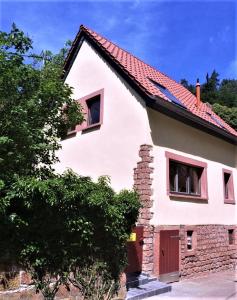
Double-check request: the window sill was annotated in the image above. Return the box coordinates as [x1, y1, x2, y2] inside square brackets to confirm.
[82, 122, 101, 133]
[224, 199, 235, 204]
[67, 129, 77, 135]
[169, 193, 208, 201]
[61, 130, 77, 140]
[185, 249, 196, 257]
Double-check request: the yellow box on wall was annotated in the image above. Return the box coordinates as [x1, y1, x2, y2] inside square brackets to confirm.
[127, 232, 136, 242]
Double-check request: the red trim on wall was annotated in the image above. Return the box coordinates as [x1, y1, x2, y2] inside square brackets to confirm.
[222, 168, 235, 204]
[165, 151, 208, 201]
[75, 88, 104, 132]
[165, 152, 207, 168]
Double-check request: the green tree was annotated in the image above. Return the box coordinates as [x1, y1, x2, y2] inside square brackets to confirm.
[180, 79, 195, 94]
[0, 25, 140, 300]
[201, 70, 220, 104]
[0, 24, 83, 188]
[212, 103, 237, 131]
[0, 23, 82, 276]
[180, 71, 237, 132]
[219, 79, 237, 107]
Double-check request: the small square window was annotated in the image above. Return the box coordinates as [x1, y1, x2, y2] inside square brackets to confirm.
[62, 89, 104, 137]
[223, 169, 235, 204]
[87, 95, 101, 126]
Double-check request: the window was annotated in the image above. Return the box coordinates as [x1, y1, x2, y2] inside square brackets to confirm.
[224, 173, 230, 199]
[187, 230, 193, 250]
[228, 229, 234, 245]
[223, 169, 235, 204]
[170, 161, 201, 196]
[148, 78, 187, 109]
[184, 226, 197, 256]
[65, 89, 104, 134]
[166, 152, 208, 200]
[87, 95, 101, 126]
[206, 112, 225, 129]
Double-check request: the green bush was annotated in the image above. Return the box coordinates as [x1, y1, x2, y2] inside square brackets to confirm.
[4, 171, 140, 299]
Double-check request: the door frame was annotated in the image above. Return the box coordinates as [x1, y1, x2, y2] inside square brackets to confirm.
[153, 225, 181, 281]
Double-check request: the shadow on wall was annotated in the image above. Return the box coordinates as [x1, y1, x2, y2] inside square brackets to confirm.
[148, 108, 236, 168]
[97, 47, 148, 113]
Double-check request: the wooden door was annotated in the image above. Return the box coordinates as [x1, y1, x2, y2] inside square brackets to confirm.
[125, 226, 143, 274]
[159, 230, 179, 282]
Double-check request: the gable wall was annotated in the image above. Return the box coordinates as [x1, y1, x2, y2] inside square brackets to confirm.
[56, 39, 236, 225]
[55, 40, 152, 191]
[148, 108, 237, 225]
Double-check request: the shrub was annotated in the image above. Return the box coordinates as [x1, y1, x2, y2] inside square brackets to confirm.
[4, 171, 140, 299]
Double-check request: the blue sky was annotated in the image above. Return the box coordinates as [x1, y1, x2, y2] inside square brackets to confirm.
[1, 0, 236, 83]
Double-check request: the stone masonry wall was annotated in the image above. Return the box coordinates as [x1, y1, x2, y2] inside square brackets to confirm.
[180, 224, 237, 279]
[133, 144, 154, 275]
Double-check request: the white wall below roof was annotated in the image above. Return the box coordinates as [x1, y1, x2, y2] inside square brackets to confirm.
[148, 109, 237, 225]
[55, 40, 152, 191]
[56, 39, 237, 224]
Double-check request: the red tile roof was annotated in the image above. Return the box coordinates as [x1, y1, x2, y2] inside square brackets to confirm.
[65, 25, 237, 138]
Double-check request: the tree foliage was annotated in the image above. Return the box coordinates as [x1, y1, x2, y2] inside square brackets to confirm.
[180, 70, 237, 131]
[0, 24, 83, 187]
[4, 172, 139, 299]
[0, 25, 141, 299]
[212, 103, 237, 131]
[218, 79, 237, 108]
[201, 70, 220, 104]
[180, 78, 195, 95]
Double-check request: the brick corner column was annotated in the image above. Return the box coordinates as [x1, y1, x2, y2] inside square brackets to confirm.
[134, 144, 155, 275]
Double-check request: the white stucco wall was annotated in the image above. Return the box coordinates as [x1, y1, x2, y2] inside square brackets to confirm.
[55, 39, 236, 225]
[148, 109, 237, 225]
[55, 40, 152, 191]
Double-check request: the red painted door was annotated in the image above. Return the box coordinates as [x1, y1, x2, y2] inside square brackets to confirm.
[159, 230, 179, 282]
[125, 226, 143, 273]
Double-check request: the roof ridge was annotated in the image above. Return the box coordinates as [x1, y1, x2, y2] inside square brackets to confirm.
[80, 25, 195, 100]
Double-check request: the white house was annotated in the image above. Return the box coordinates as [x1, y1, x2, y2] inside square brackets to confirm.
[55, 25, 237, 282]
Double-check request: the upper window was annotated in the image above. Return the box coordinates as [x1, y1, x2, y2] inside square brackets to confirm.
[223, 169, 235, 204]
[87, 95, 101, 126]
[166, 151, 208, 200]
[148, 78, 187, 109]
[64, 89, 104, 135]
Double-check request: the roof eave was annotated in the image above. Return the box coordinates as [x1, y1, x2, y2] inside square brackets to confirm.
[146, 95, 237, 145]
[63, 27, 85, 80]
